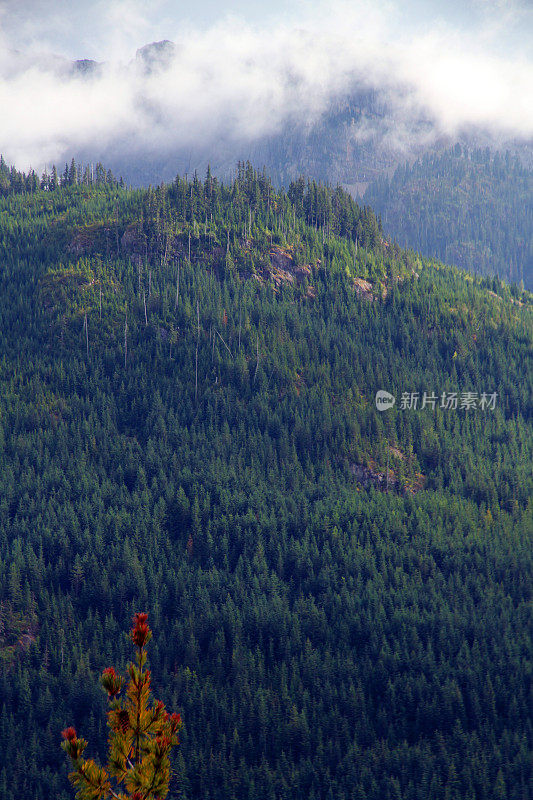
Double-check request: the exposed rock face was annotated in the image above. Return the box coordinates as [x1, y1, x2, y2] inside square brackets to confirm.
[269, 247, 293, 272]
[67, 231, 94, 256]
[121, 225, 143, 253]
[351, 460, 425, 494]
[352, 278, 374, 301]
[268, 249, 296, 285]
[135, 41, 177, 73]
[351, 462, 395, 490]
[294, 265, 312, 284]
[269, 248, 313, 287]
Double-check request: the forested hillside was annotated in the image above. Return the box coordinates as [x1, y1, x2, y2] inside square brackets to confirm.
[364, 146, 533, 289]
[0, 162, 531, 800]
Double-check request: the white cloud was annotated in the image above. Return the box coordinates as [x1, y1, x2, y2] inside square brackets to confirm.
[0, 0, 531, 172]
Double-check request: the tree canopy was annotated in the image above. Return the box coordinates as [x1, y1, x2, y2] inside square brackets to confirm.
[0, 160, 531, 800]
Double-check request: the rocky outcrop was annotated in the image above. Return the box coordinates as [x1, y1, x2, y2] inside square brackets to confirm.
[269, 248, 314, 289]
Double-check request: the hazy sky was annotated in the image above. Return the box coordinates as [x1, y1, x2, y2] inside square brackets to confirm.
[0, 0, 531, 171]
[1, 0, 531, 60]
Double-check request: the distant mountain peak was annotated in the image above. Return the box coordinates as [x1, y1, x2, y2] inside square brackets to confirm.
[135, 40, 176, 72]
[73, 59, 102, 76]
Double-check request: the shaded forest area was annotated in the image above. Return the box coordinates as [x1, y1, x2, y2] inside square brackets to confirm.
[0, 161, 531, 799]
[365, 146, 533, 289]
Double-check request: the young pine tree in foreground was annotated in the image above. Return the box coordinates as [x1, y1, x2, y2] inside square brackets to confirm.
[61, 613, 182, 800]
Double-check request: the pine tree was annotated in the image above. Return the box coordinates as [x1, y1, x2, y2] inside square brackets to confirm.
[61, 613, 182, 799]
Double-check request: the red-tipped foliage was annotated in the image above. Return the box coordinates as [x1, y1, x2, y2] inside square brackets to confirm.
[101, 667, 123, 698]
[61, 727, 77, 742]
[169, 713, 182, 734]
[61, 613, 182, 799]
[131, 612, 151, 648]
[61, 726, 86, 760]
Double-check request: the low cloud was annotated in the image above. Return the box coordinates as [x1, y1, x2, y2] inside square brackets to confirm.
[0, 0, 531, 174]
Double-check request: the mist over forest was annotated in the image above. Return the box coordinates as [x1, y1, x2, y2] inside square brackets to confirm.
[0, 3, 531, 800]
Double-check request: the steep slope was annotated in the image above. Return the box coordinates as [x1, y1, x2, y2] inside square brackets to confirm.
[365, 146, 533, 288]
[0, 164, 531, 800]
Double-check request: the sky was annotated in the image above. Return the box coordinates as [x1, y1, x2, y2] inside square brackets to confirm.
[1, 0, 531, 60]
[0, 0, 531, 172]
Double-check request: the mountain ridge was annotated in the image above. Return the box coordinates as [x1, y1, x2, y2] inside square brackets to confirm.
[0, 162, 531, 799]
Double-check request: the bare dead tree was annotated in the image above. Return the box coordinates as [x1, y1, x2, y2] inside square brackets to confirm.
[163, 230, 170, 268]
[143, 291, 148, 326]
[195, 299, 199, 402]
[238, 295, 242, 351]
[386, 440, 390, 492]
[83, 312, 89, 359]
[254, 332, 260, 382]
[114, 204, 120, 255]
[124, 305, 128, 367]
[175, 260, 180, 308]
[216, 329, 232, 358]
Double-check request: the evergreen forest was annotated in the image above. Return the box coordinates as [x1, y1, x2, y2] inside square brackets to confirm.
[0, 159, 531, 800]
[364, 146, 533, 289]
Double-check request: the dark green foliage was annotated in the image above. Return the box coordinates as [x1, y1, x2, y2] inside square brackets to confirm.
[365, 146, 533, 288]
[0, 162, 531, 800]
[0, 155, 120, 195]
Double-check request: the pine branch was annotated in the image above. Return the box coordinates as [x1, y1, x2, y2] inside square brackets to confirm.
[62, 614, 181, 800]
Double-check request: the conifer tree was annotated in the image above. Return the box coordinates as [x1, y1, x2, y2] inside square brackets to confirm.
[61, 613, 182, 799]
